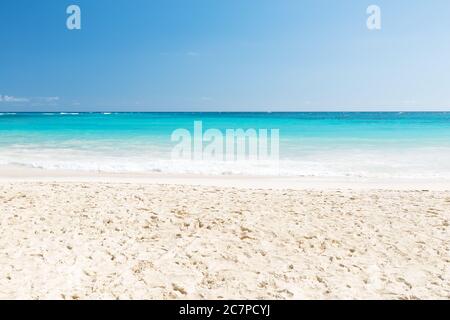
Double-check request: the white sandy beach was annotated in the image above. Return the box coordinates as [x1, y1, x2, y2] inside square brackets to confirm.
[0, 167, 449, 299]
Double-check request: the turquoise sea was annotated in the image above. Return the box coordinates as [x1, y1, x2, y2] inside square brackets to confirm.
[1, 112, 450, 178]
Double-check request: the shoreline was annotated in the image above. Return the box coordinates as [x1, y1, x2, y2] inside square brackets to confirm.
[1, 165, 449, 191]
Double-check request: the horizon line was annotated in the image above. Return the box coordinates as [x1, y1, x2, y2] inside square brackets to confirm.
[1, 110, 450, 114]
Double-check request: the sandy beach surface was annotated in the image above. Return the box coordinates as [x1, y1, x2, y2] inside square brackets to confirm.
[0, 169, 449, 299]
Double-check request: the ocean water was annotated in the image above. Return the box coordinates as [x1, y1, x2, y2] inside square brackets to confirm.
[1, 112, 450, 178]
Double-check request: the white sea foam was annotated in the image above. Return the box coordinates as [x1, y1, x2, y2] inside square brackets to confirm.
[0, 145, 450, 178]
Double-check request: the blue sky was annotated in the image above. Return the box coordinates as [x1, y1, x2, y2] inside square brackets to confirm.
[1, 0, 450, 111]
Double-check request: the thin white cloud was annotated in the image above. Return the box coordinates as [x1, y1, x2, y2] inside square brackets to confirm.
[40, 96, 60, 102]
[187, 51, 200, 57]
[401, 99, 418, 106]
[160, 51, 201, 57]
[0, 94, 30, 103]
[0, 94, 59, 104]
